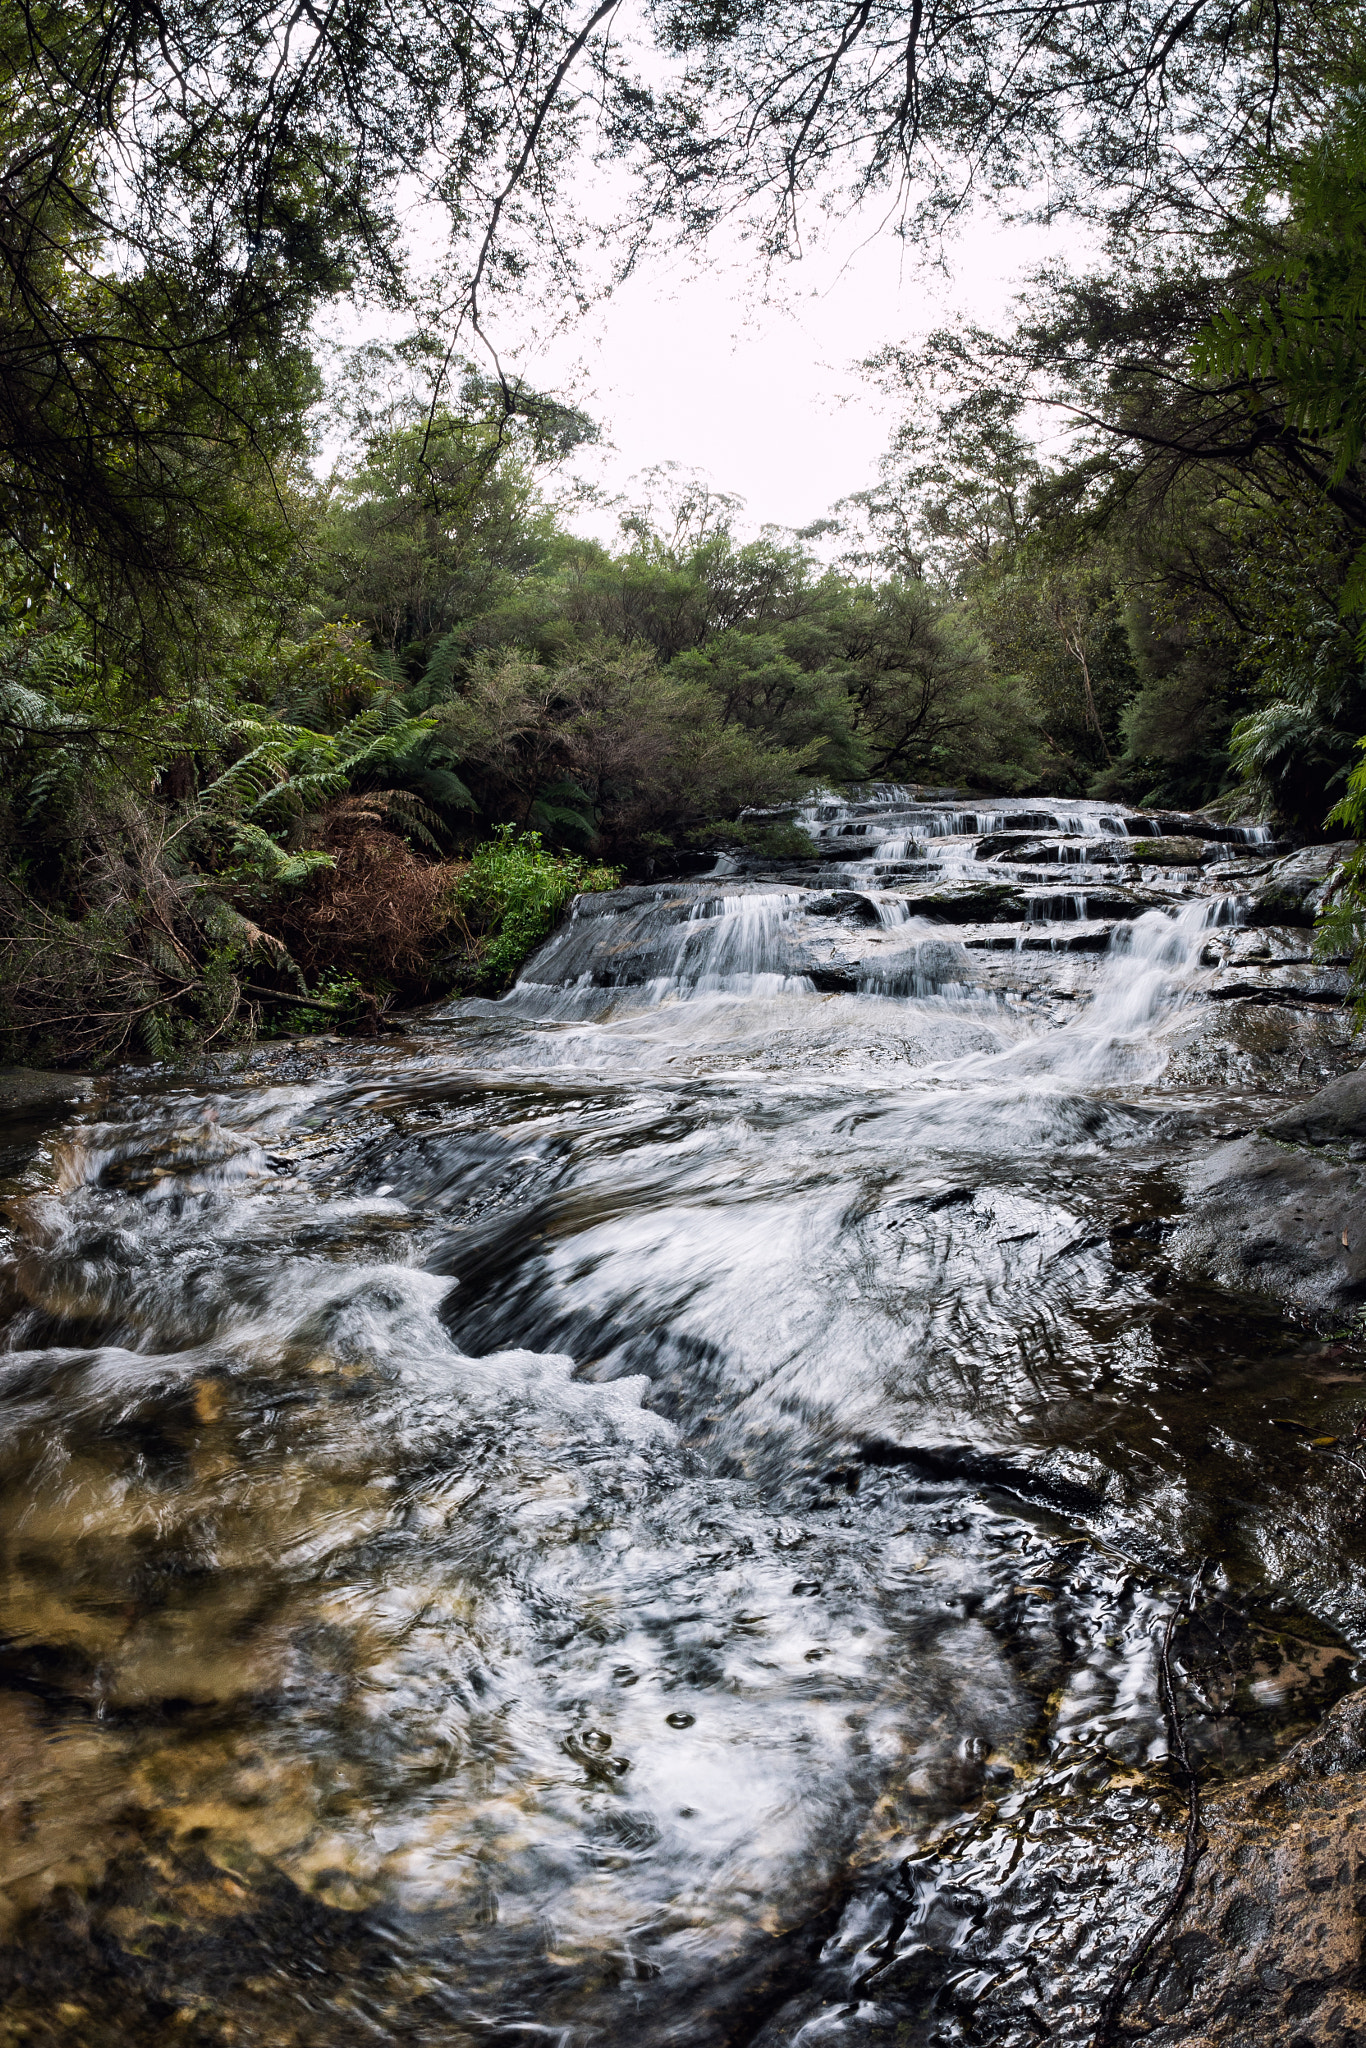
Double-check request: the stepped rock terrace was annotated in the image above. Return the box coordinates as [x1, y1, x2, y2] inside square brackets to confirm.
[0, 787, 1362, 2047]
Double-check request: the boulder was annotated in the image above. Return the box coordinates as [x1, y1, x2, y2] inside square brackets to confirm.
[1264, 1065, 1366, 1154]
[1243, 843, 1356, 927]
[1173, 1066, 1366, 1312]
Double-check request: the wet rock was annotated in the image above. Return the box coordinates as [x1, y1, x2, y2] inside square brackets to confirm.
[974, 831, 1104, 863]
[856, 937, 978, 993]
[1128, 1685, 1366, 2046]
[975, 830, 1051, 860]
[978, 837, 1132, 868]
[1128, 836, 1215, 866]
[0, 1068, 96, 1120]
[517, 886, 708, 987]
[806, 961, 861, 992]
[1159, 1002, 1359, 1094]
[1264, 1066, 1366, 1153]
[1127, 810, 1273, 844]
[1174, 1067, 1366, 1312]
[963, 921, 1116, 954]
[1244, 843, 1355, 927]
[991, 809, 1084, 832]
[569, 885, 699, 924]
[887, 883, 1026, 922]
[1026, 888, 1149, 920]
[1022, 923, 1114, 952]
[1200, 962, 1351, 1006]
[1200, 927, 1314, 968]
[1245, 889, 1319, 929]
[803, 891, 883, 925]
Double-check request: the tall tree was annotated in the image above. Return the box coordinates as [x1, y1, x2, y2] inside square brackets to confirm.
[6, 0, 1350, 649]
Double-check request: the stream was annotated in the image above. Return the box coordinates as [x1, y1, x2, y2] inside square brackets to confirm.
[2, 787, 1364, 2047]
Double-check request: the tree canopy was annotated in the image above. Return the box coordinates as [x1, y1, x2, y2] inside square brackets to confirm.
[5, 0, 1358, 646]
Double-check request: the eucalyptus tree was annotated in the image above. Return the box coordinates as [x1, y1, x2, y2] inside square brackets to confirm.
[5, 0, 1350, 649]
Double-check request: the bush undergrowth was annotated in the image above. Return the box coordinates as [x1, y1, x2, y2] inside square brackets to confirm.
[448, 827, 621, 993]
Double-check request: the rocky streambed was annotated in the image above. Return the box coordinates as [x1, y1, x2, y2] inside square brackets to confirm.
[0, 787, 1364, 2047]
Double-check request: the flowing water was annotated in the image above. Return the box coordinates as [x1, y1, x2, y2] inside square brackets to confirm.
[1, 790, 1363, 2047]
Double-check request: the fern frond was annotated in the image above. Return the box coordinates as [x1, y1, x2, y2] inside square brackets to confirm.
[379, 788, 443, 851]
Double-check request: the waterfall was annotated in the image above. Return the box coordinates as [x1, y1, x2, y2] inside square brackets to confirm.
[6, 781, 1345, 2048]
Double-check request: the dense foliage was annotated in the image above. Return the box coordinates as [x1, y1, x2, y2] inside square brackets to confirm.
[0, 417, 1058, 1062]
[2, 0, 1363, 1062]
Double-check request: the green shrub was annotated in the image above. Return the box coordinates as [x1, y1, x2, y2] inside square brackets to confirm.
[450, 827, 620, 991]
[258, 972, 370, 1037]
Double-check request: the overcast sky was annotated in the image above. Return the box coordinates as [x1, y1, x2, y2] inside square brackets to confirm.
[510, 206, 1084, 546]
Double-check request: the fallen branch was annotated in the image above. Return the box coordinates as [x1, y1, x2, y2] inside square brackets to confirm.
[243, 983, 351, 1012]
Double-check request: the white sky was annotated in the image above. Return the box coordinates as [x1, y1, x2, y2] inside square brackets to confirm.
[501, 206, 1085, 545]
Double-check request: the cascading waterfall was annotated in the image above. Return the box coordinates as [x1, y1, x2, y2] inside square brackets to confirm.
[0, 787, 1358, 2048]
[993, 896, 1233, 1083]
[1022, 891, 1093, 922]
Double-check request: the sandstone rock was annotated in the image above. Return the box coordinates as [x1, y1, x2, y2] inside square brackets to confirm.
[964, 920, 1115, 953]
[1129, 837, 1215, 866]
[1127, 1686, 1366, 2046]
[567, 884, 698, 924]
[803, 891, 883, 924]
[974, 830, 1056, 860]
[1173, 1065, 1366, 1312]
[0, 1068, 96, 1120]
[1243, 843, 1356, 927]
[1201, 962, 1352, 1006]
[1025, 887, 1147, 919]
[891, 883, 1025, 922]
[974, 831, 1100, 862]
[1265, 1066, 1366, 1153]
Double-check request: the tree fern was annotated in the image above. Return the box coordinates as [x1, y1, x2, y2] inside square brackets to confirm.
[224, 819, 338, 885]
[203, 701, 440, 830]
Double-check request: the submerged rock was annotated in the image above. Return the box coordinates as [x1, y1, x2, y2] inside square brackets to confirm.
[1129, 1685, 1366, 2046]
